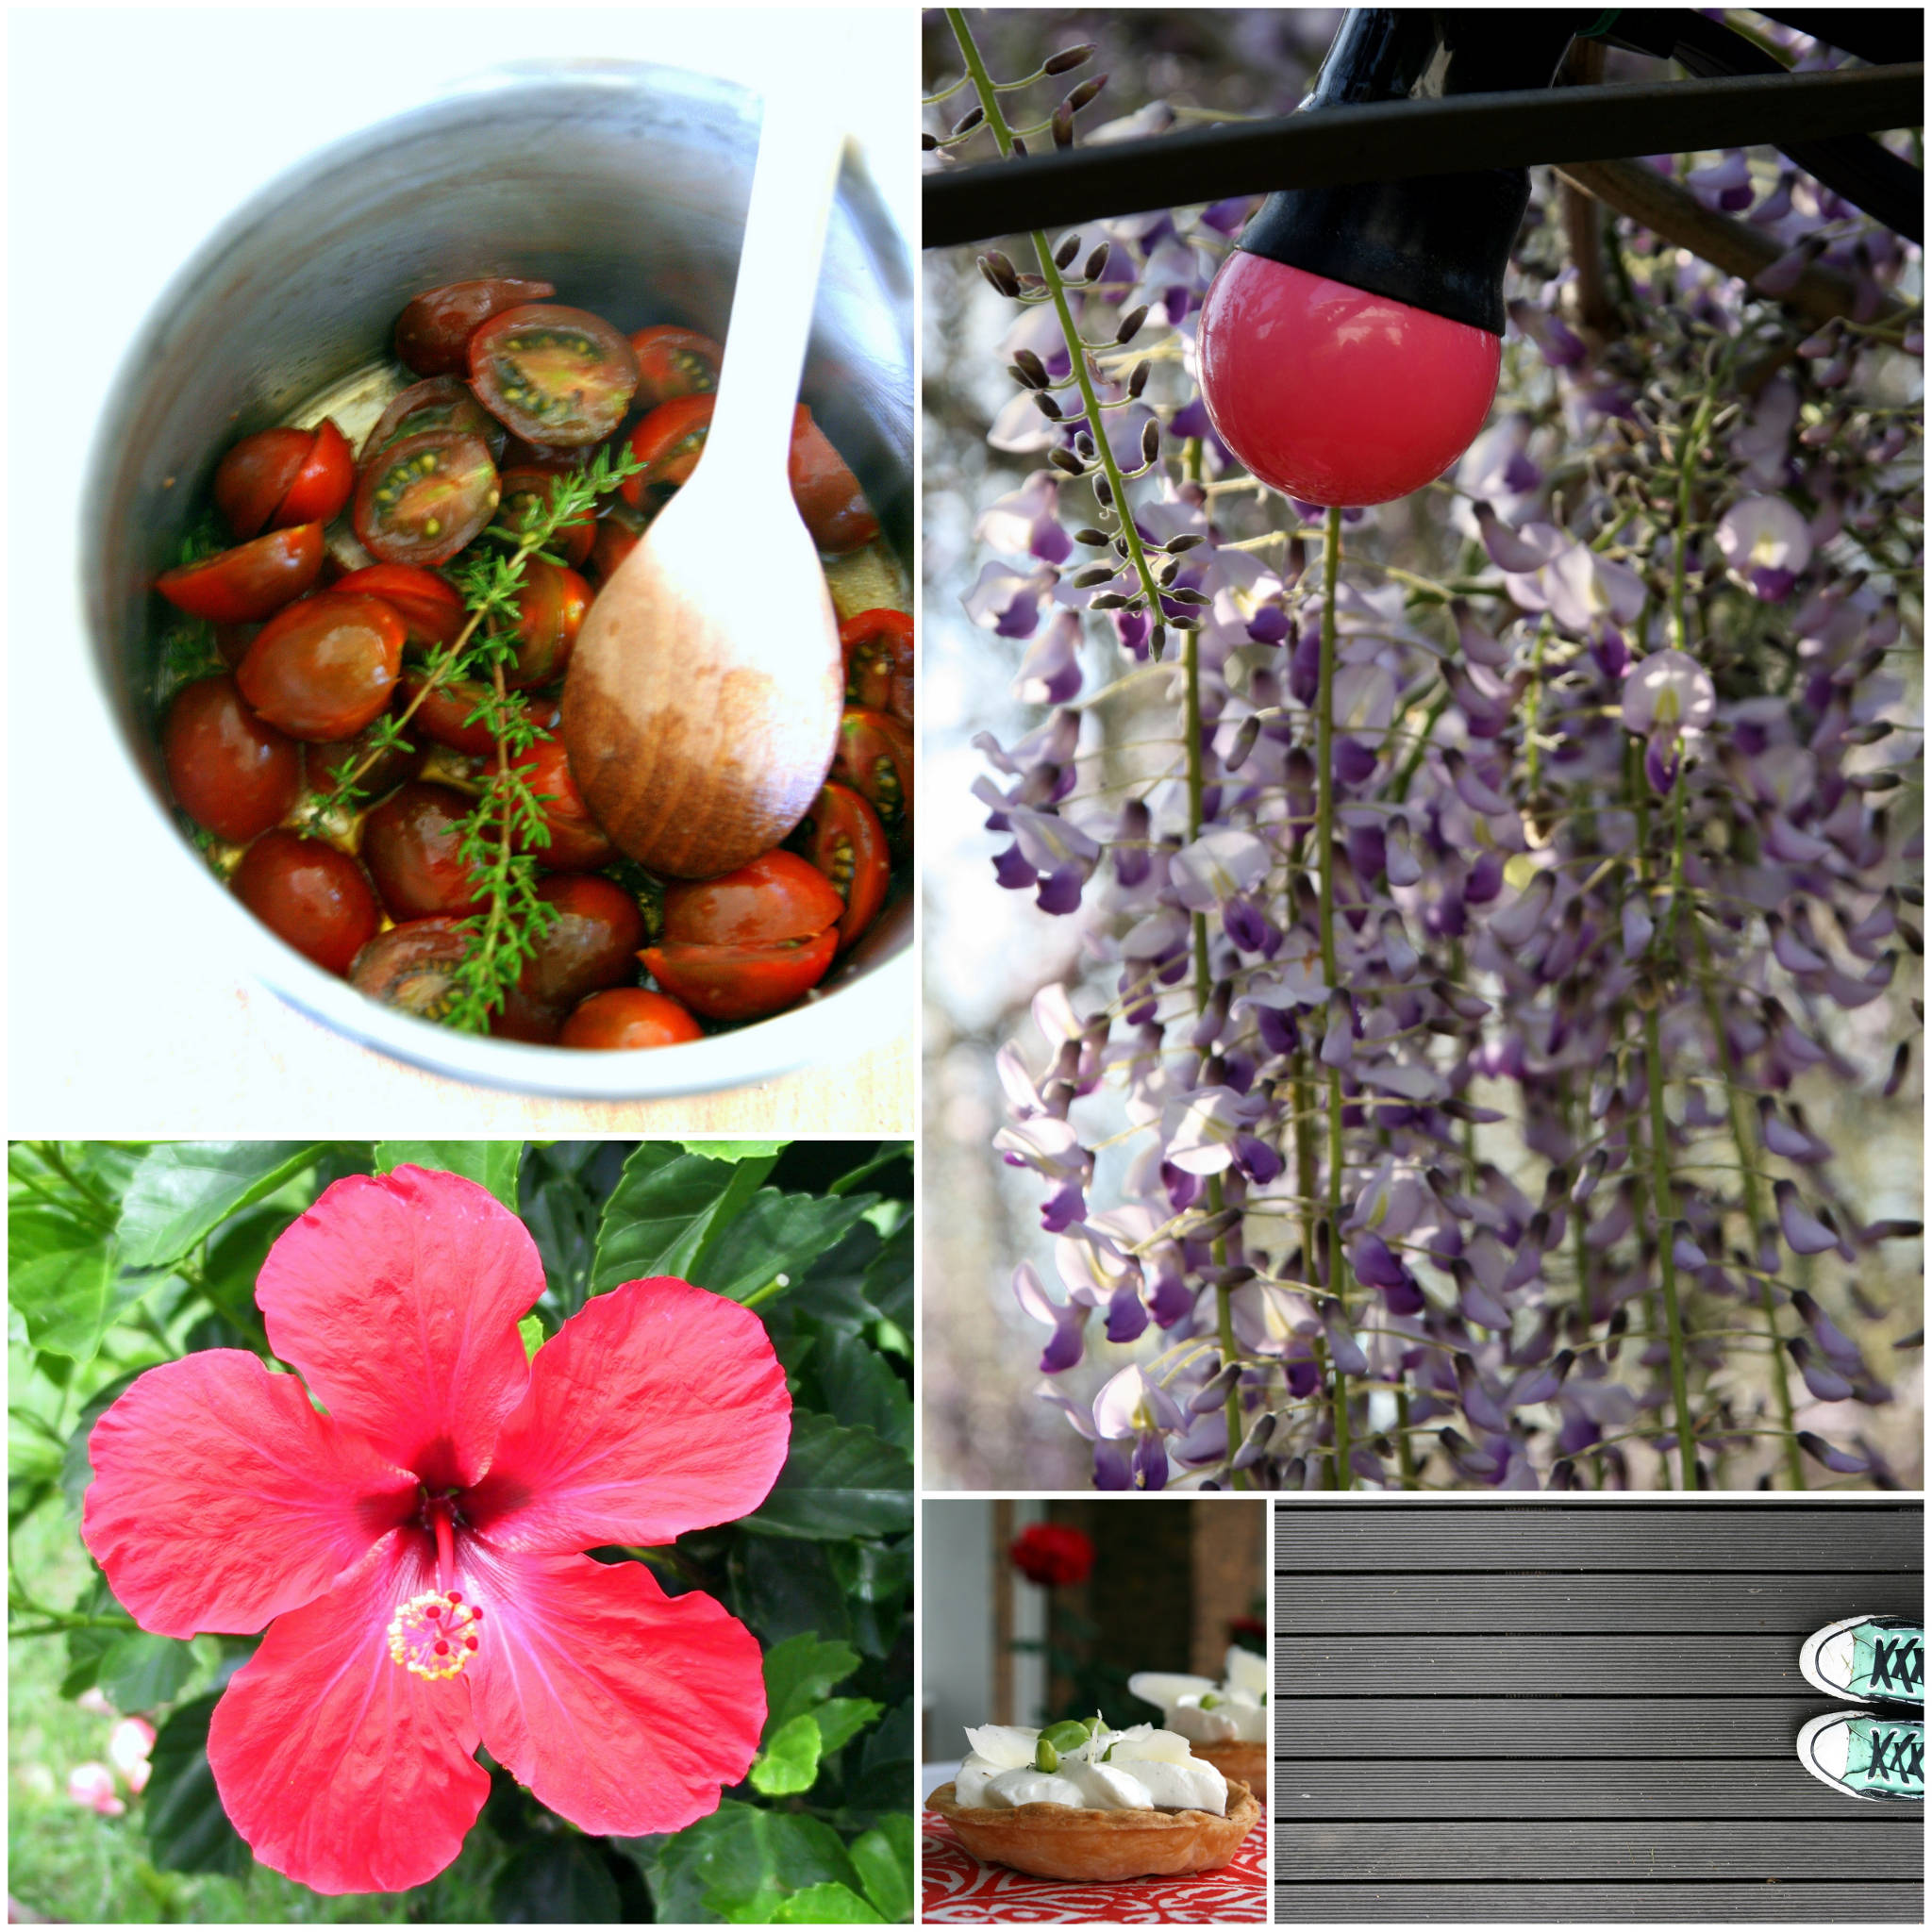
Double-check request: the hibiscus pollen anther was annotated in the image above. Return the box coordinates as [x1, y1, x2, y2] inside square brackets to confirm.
[389, 1590, 483, 1681]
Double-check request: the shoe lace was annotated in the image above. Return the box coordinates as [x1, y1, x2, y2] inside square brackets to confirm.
[1863, 1724, 1924, 1789]
[1870, 1635, 1924, 1698]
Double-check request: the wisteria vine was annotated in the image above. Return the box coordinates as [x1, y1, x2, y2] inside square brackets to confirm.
[930, 12, 1924, 1491]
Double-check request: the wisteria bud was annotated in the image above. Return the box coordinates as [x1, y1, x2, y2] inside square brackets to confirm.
[952, 105, 985, 137]
[1084, 243, 1111, 282]
[1115, 305, 1150, 345]
[1044, 42, 1095, 75]
[1054, 232, 1081, 270]
[1064, 75, 1108, 113]
[978, 251, 1021, 297]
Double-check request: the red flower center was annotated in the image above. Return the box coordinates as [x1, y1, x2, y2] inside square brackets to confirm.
[387, 1589, 484, 1681]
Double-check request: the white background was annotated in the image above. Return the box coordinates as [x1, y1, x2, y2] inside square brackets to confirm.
[6, 3, 916, 1136]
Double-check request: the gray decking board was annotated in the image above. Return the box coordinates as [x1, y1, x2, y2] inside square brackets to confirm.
[1274, 1501, 1924, 1923]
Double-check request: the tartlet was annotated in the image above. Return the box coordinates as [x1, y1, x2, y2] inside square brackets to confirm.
[928, 1776, 1261, 1883]
[1194, 1739, 1268, 1802]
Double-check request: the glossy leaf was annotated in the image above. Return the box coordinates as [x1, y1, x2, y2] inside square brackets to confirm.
[678, 1141, 791, 1161]
[117, 1142, 320, 1270]
[588, 1145, 774, 1297]
[750, 1712, 823, 1795]
[814, 1331, 911, 1449]
[811, 1695, 885, 1755]
[774, 1881, 887, 1923]
[695, 1189, 881, 1306]
[734, 1536, 853, 1647]
[375, 1141, 523, 1210]
[859, 1213, 912, 1328]
[645, 1800, 859, 1925]
[492, 1836, 623, 1923]
[741, 1413, 912, 1541]
[8, 1208, 112, 1360]
[144, 1691, 253, 1876]
[849, 1813, 915, 1923]
[762, 1632, 862, 1737]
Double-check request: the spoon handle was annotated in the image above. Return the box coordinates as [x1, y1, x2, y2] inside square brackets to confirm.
[704, 94, 848, 487]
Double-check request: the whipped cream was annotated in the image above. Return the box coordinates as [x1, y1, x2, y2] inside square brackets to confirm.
[1129, 1645, 1268, 1744]
[954, 1718, 1229, 1815]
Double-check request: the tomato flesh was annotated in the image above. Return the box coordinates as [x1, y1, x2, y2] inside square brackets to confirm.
[236, 591, 406, 741]
[560, 986, 704, 1049]
[791, 781, 891, 951]
[628, 325, 724, 408]
[276, 418, 355, 527]
[361, 780, 485, 921]
[641, 928, 839, 1022]
[394, 277, 558, 377]
[235, 831, 382, 976]
[330, 563, 466, 648]
[350, 917, 470, 1020]
[662, 850, 843, 947]
[621, 394, 715, 507]
[360, 375, 505, 463]
[840, 608, 914, 723]
[163, 674, 303, 843]
[491, 467, 596, 568]
[830, 707, 913, 856]
[469, 303, 639, 446]
[157, 523, 325, 623]
[353, 430, 499, 568]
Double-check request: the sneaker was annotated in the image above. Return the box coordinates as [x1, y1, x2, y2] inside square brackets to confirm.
[1796, 1710, 1924, 1803]
[1799, 1615, 1924, 1706]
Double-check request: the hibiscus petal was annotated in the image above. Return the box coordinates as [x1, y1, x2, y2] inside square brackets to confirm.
[466, 1547, 765, 1836]
[82, 1350, 418, 1639]
[255, 1167, 541, 1488]
[208, 1533, 488, 1894]
[463, 1277, 791, 1554]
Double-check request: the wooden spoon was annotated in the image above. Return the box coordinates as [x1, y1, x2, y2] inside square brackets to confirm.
[561, 103, 847, 879]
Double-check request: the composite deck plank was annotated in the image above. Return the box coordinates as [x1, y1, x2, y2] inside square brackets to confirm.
[1272, 1882, 1925, 1923]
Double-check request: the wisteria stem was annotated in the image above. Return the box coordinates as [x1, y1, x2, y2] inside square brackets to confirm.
[1640, 1002, 1699, 1491]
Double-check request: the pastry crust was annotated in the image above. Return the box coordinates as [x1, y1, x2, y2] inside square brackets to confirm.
[1194, 1739, 1267, 1804]
[928, 1777, 1260, 1882]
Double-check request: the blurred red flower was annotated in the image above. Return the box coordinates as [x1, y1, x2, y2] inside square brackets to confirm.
[1009, 1522, 1095, 1587]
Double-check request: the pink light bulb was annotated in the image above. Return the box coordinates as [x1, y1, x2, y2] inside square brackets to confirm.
[1197, 252, 1502, 509]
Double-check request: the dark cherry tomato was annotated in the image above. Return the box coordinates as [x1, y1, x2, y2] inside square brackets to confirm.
[397, 670, 516, 758]
[395, 278, 558, 377]
[791, 782, 891, 951]
[162, 674, 303, 843]
[359, 375, 506, 463]
[491, 874, 650, 1042]
[350, 917, 470, 1020]
[620, 394, 715, 507]
[627, 325, 724, 408]
[498, 434, 587, 475]
[492, 467, 595, 568]
[330, 563, 466, 648]
[469, 304, 639, 446]
[641, 928, 839, 1022]
[560, 986, 704, 1049]
[214, 621, 261, 669]
[361, 781, 485, 921]
[234, 831, 382, 976]
[662, 851, 842, 947]
[840, 608, 914, 723]
[830, 708, 913, 855]
[791, 406, 879, 555]
[156, 524, 325, 623]
[236, 592, 406, 741]
[308, 713, 425, 800]
[512, 736, 615, 871]
[507, 558, 591, 689]
[213, 428, 310, 538]
[587, 501, 647, 588]
[275, 419, 355, 527]
[353, 430, 499, 567]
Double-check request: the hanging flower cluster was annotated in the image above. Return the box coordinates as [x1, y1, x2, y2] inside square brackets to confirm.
[930, 15, 1923, 1492]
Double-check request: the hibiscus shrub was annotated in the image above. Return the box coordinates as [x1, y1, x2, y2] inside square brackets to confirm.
[8, 1139, 912, 1924]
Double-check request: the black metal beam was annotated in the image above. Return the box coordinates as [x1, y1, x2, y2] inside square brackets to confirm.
[924, 62, 1923, 249]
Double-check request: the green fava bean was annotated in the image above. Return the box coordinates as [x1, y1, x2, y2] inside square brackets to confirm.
[1041, 1721, 1091, 1756]
[1034, 1738, 1060, 1773]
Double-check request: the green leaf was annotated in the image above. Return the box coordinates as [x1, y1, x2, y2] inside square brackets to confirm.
[814, 1331, 911, 1450]
[811, 1695, 885, 1754]
[8, 1207, 112, 1360]
[518, 1314, 545, 1358]
[774, 1882, 886, 1924]
[522, 1169, 600, 1318]
[117, 1143, 321, 1270]
[734, 1538, 852, 1647]
[762, 1633, 862, 1737]
[589, 1145, 774, 1298]
[694, 1190, 879, 1307]
[644, 1801, 858, 1925]
[750, 1712, 823, 1794]
[491, 1837, 622, 1923]
[743, 1413, 911, 1541]
[375, 1140, 523, 1210]
[860, 1215, 913, 1329]
[193, 1205, 286, 1343]
[828, 1142, 911, 1196]
[144, 1692, 252, 1875]
[849, 1814, 913, 1923]
[679, 1141, 791, 1161]
[97, 1628, 197, 1710]
[829, 1541, 913, 1659]
[855, 1695, 914, 1803]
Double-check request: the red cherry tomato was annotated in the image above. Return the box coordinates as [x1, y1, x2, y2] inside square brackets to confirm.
[236, 592, 406, 741]
[394, 277, 558, 377]
[790, 406, 879, 555]
[350, 917, 470, 1020]
[492, 874, 650, 1042]
[329, 563, 466, 648]
[840, 608, 914, 723]
[791, 782, 891, 950]
[627, 325, 724, 408]
[507, 558, 591, 689]
[492, 467, 596, 568]
[234, 831, 382, 976]
[512, 736, 615, 871]
[361, 781, 485, 921]
[641, 928, 839, 1022]
[830, 707, 913, 855]
[353, 429, 499, 567]
[469, 304, 639, 446]
[587, 501, 647, 588]
[662, 850, 843, 947]
[308, 712, 425, 799]
[397, 670, 517, 758]
[621, 394, 714, 507]
[275, 419, 354, 527]
[560, 986, 704, 1049]
[213, 428, 310, 539]
[156, 524, 325, 623]
[214, 621, 261, 669]
[162, 674, 303, 843]
[359, 375, 506, 464]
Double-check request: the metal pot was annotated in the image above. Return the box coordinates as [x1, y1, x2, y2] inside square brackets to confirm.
[82, 58, 912, 1100]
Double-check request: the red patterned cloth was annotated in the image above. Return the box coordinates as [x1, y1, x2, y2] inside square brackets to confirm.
[921, 1809, 1267, 1923]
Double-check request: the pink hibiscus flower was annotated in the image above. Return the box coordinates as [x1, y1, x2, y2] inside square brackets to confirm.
[81, 1165, 791, 1894]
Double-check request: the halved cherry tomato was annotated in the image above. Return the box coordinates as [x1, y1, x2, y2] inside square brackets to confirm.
[560, 987, 704, 1049]
[350, 917, 469, 1019]
[492, 467, 595, 568]
[397, 670, 514, 758]
[791, 407, 880, 554]
[662, 850, 843, 947]
[163, 674, 303, 843]
[236, 592, 406, 741]
[511, 735, 615, 871]
[234, 831, 381, 976]
[620, 394, 714, 507]
[353, 429, 499, 567]
[840, 608, 913, 723]
[830, 707, 913, 855]
[469, 304, 639, 446]
[213, 429, 309, 539]
[275, 419, 355, 527]
[361, 780, 485, 920]
[791, 782, 891, 950]
[492, 874, 649, 1042]
[394, 277, 557, 377]
[628, 325, 724, 408]
[641, 927, 839, 1022]
[308, 712, 425, 799]
[359, 375, 506, 464]
[330, 563, 466, 648]
[507, 558, 591, 689]
[498, 434, 587, 475]
[587, 500, 647, 588]
[156, 523, 325, 623]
